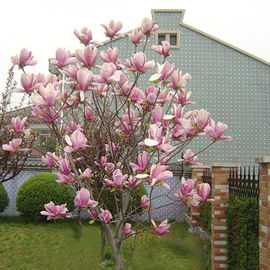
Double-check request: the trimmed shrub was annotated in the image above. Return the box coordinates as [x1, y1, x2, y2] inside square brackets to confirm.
[227, 195, 259, 270]
[0, 184, 9, 212]
[16, 173, 75, 219]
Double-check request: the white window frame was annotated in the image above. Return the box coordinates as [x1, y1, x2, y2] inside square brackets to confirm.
[155, 30, 180, 49]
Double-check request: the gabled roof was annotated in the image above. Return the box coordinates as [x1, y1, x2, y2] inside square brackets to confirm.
[100, 9, 270, 67]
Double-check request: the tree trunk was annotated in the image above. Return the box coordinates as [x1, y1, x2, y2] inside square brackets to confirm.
[100, 224, 106, 262]
[113, 241, 125, 270]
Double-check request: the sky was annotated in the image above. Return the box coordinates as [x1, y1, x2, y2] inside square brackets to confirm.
[0, 0, 269, 105]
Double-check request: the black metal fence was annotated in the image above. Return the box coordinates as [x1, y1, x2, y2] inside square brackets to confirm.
[202, 171, 212, 187]
[228, 166, 260, 198]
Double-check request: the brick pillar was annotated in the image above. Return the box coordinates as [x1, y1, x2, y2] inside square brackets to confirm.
[190, 165, 211, 227]
[211, 163, 240, 270]
[256, 156, 270, 270]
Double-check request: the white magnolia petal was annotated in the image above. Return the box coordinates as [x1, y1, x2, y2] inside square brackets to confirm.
[151, 178, 157, 186]
[163, 115, 174, 120]
[65, 135, 72, 146]
[144, 138, 159, 147]
[135, 174, 149, 179]
[149, 73, 161, 83]
[80, 90, 85, 102]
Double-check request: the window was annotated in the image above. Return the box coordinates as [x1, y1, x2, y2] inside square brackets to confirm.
[158, 34, 166, 45]
[170, 34, 177, 46]
[155, 31, 180, 48]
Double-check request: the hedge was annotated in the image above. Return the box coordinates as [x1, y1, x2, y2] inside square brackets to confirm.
[0, 184, 9, 212]
[226, 195, 259, 270]
[16, 173, 75, 220]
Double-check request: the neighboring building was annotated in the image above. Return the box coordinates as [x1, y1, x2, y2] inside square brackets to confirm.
[76, 8, 269, 166]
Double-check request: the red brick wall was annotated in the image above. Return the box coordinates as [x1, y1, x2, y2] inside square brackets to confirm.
[211, 163, 239, 270]
[257, 158, 270, 270]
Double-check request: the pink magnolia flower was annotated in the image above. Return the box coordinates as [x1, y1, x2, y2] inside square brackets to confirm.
[74, 27, 96, 46]
[118, 109, 139, 135]
[171, 104, 184, 124]
[76, 68, 95, 91]
[74, 188, 98, 208]
[89, 209, 98, 218]
[152, 106, 164, 124]
[128, 176, 142, 189]
[173, 89, 195, 106]
[174, 177, 195, 204]
[11, 117, 27, 133]
[105, 142, 117, 153]
[151, 41, 171, 57]
[97, 63, 121, 83]
[57, 173, 75, 184]
[99, 209, 113, 224]
[126, 52, 155, 73]
[198, 183, 215, 203]
[14, 74, 41, 94]
[81, 168, 93, 180]
[64, 130, 88, 153]
[149, 62, 175, 84]
[31, 106, 59, 124]
[85, 107, 96, 120]
[151, 219, 171, 236]
[129, 87, 146, 104]
[100, 47, 123, 69]
[148, 163, 173, 187]
[143, 124, 173, 152]
[128, 28, 144, 44]
[104, 169, 128, 188]
[141, 195, 150, 209]
[51, 48, 77, 68]
[94, 156, 109, 168]
[41, 201, 72, 220]
[193, 109, 211, 131]
[204, 120, 232, 141]
[76, 46, 98, 67]
[145, 86, 160, 105]
[130, 151, 149, 173]
[58, 158, 72, 175]
[11, 48, 37, 68]
[182, 149, 199, 166]
[62, 121, 83, 134]
[41, 152, 58, 167]
[2, 138, 29, 152]
[101, 20, 122, 38]
[141, 18, 158, 35]
[124, 223, 135, 236]
[169, 69, 192, 90]
[30, 83, 61, 107]
[63, 64, 80, 79]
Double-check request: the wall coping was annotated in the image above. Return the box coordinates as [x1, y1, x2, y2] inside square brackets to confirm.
[211, 163, 240, 168]
[255, 156, 270, 164]
[190, 165, 211, 169]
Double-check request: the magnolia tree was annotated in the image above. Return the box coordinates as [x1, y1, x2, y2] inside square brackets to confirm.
[0, 64, 35, 184]
[9, 17, 231, 270]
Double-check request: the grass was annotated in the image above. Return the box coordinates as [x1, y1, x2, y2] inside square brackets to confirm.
[0, 216, 210, 270]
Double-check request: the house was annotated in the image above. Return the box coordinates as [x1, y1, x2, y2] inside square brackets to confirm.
[67, 8, 268, 166]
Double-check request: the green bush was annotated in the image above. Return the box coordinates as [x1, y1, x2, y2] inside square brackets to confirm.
[200, 202, 212, 233]
[0, 184, 9, 212]
[16, 173, 75, 220]
[97, 184, 147, 216]
[226, 195, 259, 270]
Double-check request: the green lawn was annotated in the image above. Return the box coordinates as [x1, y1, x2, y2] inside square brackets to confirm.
[0, 217, 210, 270]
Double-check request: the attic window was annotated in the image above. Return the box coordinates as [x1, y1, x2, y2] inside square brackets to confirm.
[155, 31, 180, 48]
